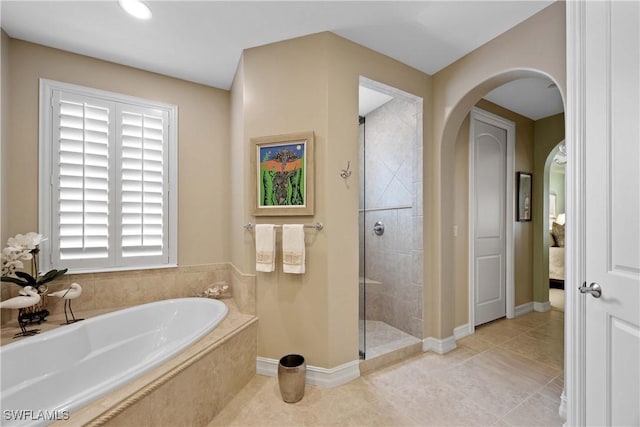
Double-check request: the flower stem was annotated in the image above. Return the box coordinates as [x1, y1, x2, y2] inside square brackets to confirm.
[32, 248, 39, 280]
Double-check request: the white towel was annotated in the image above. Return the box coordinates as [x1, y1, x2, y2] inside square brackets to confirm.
[282, 224, 305, 274]
[255, 224, 276, 272]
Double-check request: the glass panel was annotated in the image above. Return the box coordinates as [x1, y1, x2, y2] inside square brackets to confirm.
[358, 115, 366, 359]
[359, 77, 424, 361]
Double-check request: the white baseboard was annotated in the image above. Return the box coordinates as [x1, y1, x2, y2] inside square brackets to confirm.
[453, 323, 472, 340]
[559, 388, 567, 420]
[534, 301, 551, 312]
[514, 302, 534, 317]
[256, 357, 360, 388]
[423, 335, 457, 354]
[514, 301, 550, 316]
[256, 357, 276, 377]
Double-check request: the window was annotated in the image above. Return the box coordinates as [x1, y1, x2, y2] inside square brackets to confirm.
[39, 79, 177, 273]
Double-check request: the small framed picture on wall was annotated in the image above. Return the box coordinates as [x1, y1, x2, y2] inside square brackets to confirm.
[251, 131, 315, 216]
[517, 172, 532, 221]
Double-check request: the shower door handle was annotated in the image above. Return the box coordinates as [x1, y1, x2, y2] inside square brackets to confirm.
[373, 221, 385, 236]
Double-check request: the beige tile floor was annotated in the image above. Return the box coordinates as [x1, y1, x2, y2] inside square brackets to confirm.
[210, 309, 565, 426]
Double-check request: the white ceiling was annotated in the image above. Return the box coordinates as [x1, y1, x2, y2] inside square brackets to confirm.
[484, 77, 564, 120]
[1, 1, 563, 119]
[359, 86, 393, 117]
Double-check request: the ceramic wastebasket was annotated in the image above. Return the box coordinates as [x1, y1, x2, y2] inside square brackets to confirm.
[277, 354, 306, 403]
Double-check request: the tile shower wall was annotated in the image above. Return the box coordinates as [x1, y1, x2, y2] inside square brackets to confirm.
[359, 96, 423, 339]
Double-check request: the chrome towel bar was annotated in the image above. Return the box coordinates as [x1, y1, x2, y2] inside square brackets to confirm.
[244, 223, 324, 231]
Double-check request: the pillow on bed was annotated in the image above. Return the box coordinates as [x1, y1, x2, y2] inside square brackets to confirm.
[552, 222, 565, 247]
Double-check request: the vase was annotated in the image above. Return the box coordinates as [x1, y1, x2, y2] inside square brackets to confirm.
[277, 354, 306, 403]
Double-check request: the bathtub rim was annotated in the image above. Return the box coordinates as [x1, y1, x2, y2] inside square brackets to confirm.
[0, 297, 227, 351]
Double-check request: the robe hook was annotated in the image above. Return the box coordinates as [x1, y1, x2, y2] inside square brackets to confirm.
[340, 161, 352, 180]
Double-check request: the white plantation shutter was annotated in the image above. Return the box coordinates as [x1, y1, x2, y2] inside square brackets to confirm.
[40, 80, 177, 273]
[117, 106, 168, 264]
[53, 92, 114, 268]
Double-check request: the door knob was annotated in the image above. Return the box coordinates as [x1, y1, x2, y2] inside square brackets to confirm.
[579, 282, 602, 298]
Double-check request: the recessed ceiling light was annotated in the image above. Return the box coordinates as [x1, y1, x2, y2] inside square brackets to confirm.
[118, 0, 152, 20]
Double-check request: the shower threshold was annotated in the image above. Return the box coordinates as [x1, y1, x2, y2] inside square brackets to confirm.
[360, 320, 422, 374]
[364, 320, 421, 359]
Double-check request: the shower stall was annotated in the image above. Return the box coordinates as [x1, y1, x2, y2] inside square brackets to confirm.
[358, 78, 423, 360]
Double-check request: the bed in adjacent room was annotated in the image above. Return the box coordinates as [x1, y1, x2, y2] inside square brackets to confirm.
[549, 217, 565, 289]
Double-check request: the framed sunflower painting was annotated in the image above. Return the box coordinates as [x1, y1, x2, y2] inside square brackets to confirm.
[252, 131, 314, 216]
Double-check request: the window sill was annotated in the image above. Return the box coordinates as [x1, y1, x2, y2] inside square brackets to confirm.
[63, 264, 178, 275]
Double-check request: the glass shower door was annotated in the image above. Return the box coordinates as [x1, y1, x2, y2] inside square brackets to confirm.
[357, 79, 424, 361]
[358, 115, 366, 359]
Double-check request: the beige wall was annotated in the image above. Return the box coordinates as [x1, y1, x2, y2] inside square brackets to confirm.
[1, 31, 9, 305]
[1, 38, 230, 265]
[236, 34, 332, 367]
[452, 99, 535, 327]
[431, 2, 565, 337]
[1, 31, 8, 238]
[229, 57, 249, 272]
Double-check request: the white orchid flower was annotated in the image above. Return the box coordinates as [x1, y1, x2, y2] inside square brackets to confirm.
[7, 232, 44, 251]
[1, 258, 24, 276]
[1, 247, 22, 263]
[17, 251, 33, 261]
[1, 247, 16, 257]
[25, 232, 45, 247]
[2, 233, 48, 277]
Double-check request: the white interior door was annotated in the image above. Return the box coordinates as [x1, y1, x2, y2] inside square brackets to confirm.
[582, 1, 640, 425]
[472, 114, 508, 326]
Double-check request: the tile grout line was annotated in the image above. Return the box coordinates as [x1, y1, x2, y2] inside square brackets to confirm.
[533, 375, 565, 406]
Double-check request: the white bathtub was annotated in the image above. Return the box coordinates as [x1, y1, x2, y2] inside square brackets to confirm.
[0, 297, 228, 426]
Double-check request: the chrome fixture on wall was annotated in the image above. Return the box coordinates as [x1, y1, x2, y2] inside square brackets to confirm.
[340, 161, 352, 180]
[373, 221, 384, 236]
[243, 222, 324, 231]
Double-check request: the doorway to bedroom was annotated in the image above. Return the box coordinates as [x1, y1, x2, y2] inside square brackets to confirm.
[547, 140, 566, 311]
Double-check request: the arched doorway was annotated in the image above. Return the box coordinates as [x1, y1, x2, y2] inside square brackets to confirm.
[437, 69, 566, 335]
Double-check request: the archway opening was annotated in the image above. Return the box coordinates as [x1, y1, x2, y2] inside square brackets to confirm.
[438, 68, 565, 336]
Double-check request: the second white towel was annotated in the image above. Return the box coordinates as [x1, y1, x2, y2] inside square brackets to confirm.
[255, 224, 276, 272]
[282, 224, 305, 274]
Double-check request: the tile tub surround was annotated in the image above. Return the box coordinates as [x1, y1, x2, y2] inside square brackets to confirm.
[48, 299, 257, 427]
[1, 264, 258, 425]
[229, 263, 256, 315]
[0, 263, 256, 327]
[211, 309, 564, 426]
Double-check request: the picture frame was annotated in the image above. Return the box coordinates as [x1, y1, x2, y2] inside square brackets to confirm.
[251, 131, 314, 216]
[516, 172, 532, 221]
